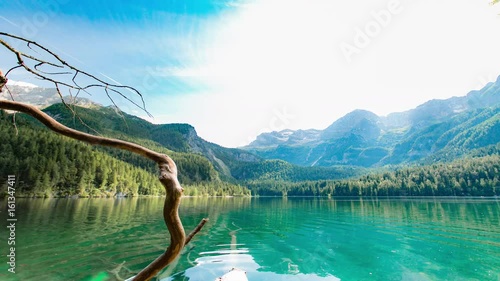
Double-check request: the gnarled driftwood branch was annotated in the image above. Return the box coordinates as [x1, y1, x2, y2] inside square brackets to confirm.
[0, 35, 208, 280]
[0, 98, 209, 280]
[0, 99, 207, 281]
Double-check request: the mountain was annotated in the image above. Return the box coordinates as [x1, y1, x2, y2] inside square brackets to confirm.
[321, 109, 382, 141]
[2, 76, 499, 197]
[244, 75, 500, 167]
[2, 82, 261, 176]
[6, 74, 499, 185]
[0, 108, 254, 197]
[383, 76, 500, 128]
[248, 129, 321, 148]
[36, 103, 260, 179]
[10, 102, 358, 184]
[1, 81, 100, 109]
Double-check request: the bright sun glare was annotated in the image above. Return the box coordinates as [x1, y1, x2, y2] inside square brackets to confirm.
[156, 0, 500, 147]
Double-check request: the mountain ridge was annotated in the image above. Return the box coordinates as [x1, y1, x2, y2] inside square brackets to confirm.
[244, 75, 500, 168]
[1, 82, 100, 109]
[5, 74, 500, 172]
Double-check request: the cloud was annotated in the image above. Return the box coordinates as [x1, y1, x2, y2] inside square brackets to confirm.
[151, 0, 500, 147]
[3, 0, 500, 148]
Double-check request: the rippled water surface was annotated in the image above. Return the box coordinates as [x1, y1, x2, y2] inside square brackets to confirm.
[1, 197, 499, 281]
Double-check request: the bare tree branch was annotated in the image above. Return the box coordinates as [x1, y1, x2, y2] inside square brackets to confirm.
[0, 32, 146, 136]
[0, 69, 6, 91]
[186, 218, 210, 246]
[0, 34, 209, 281]
[0, 32, 152, 117]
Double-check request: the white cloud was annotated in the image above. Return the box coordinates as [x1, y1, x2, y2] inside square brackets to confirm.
[157, 0, 500, 147]
[3, 0, 500, 148]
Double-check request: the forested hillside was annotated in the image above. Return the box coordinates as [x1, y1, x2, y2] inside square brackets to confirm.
[247, 150, 500, 197]
[0, 110, 250, 197]
[22, 103, 363, 182]
[1, 101, 499, 198]
[40, 103, 261, 179]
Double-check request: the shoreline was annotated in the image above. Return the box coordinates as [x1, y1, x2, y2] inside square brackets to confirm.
[1, 195, 498, 200]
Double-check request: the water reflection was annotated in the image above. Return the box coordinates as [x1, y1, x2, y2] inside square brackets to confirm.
[0, 197, 498, 281]
[163, 220, 340, 281]
[163, 197, 499, 281]
[165, 253, 342, 281]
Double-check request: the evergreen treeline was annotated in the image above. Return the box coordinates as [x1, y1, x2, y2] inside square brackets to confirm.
[247, 154, 500, 197]
[1, 107, 498, 198]
[230, 159, 363, 182]
[0, 111, 249, 197]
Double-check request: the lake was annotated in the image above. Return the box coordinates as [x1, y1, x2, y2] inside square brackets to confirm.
[1, 197, 499, 281]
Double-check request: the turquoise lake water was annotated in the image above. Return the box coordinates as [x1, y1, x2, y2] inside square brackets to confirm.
[0, 197, 499, 281]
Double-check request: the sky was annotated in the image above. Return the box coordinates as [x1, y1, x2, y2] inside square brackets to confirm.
[1, 0, 500, 147]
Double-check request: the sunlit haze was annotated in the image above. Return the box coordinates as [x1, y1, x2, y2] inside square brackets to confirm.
[1, 0, 500, 147]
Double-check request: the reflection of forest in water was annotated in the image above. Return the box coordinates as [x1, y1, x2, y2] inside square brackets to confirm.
[4, 197, 499, 281]
[166, 197, 499, 281]
[13, 197, 498, 233]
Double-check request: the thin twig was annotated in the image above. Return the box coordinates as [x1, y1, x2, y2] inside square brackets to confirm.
[185, 218, 209, 246]
[0, 32, 152, 117]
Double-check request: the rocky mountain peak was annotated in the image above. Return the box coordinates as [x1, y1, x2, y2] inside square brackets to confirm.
[321, 109, 381, 141]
